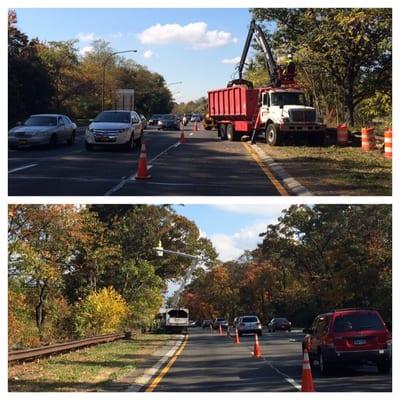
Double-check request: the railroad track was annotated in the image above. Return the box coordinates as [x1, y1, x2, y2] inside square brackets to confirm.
[9, 332, 129, 363]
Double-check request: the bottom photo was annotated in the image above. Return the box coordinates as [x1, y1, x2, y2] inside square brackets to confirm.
[8, 204, 392, 392]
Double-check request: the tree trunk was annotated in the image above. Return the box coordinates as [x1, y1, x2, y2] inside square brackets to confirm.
[35, 282, 48, 340]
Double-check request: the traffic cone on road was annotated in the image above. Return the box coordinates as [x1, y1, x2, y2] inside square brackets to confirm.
[179, 123, 185, 144]
[135, 142, 151, 180]
[233, 328, 240, 344]
[218, 324, 223, 336]
[301, 349, 315, 392]
[252, 334, 262, 358]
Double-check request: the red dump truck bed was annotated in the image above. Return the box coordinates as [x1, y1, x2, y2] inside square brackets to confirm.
[208, 86, 259, 124]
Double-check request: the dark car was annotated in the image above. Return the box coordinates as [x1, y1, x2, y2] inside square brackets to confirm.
[148, 114, 163, 126]
[157, 114, 180, 130]
[268, 317, 292, 332]
[202, 319, 212, 328]
[213, 318, 228, 330]
[302, 308, 391, 375]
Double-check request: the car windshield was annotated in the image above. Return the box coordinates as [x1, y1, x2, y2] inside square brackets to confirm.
[23, 116, 57, 126]
[242, 317, 258, 323]
[271, 92, 307, 106]
[161, 115, 175, 120]
[94, 111, 131, 123]
[333, 313, 384, 332]
[151, 114, 163, 119]
[167, 309, 188, 318]
[275, 318, 289, 323]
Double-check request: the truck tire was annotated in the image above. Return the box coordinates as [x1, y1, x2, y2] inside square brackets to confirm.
[218, 124, 227, 140]
[266, 124, 282, 146]
[226, 124, 236, 141]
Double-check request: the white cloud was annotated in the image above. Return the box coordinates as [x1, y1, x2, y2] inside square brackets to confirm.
[143, 50, 156, 59]
[79, 46, 94, 56]
[76, 32, 98, 42]
[222, 56, 240, 64]
[210, 221, 268, 262]
[137, 22, 235, 49]
[212, 204, 290, 218]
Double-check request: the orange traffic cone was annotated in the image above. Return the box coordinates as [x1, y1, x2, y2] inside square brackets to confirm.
[301, 349, 315, 392]
[218, 324, 223, 336]
[233, 328, 240, 344]
[179, 123, 185, 144]
[252, 333, 262, 358]
[135, 142, 151, 180]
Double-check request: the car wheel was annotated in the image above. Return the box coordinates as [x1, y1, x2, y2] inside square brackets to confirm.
[49, 133, 57, 148]
[85, 141, 94, 151]
[376, 359, 391, 373]
[67, 131, 76, 145]
[319, 350, 332, 376]
[266, 124, 282, 146]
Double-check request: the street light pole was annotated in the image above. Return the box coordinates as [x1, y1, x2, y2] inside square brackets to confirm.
[166, 81, 183, 87]
[101, 49, 137, 111]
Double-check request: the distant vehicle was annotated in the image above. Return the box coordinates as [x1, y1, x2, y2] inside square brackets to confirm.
[303, 308, 391, 375]
[157, 114, 180, 130]
[148, 114, 164, 126]
[213, 318, 228, 330]
[268, 317, 292, 332]
[85, 110, 143, 151]
[188, 320, 197, 327]
[190, 114, 201, 123]
[237, 315, 262, 336]
[165, 308, 189, 334]
[202, 319, 212, 328]
[9, 114, 76, 148]
[139, 114, 147, 129]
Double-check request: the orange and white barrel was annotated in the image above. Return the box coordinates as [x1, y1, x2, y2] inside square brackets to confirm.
[361, 127, 376, 151]
[384, 128, 392, 159]
[337, 123, 348, 146]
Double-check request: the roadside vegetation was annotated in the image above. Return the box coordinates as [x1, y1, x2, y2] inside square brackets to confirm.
[8, 205, 217, 349]
[8, 334, 171, 391]
[8, 10, 174, 127]
[181, 205, 392, 329]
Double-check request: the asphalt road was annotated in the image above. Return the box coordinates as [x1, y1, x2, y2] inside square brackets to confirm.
[151, 328, 392, 392]
[8, 124, 282, 196]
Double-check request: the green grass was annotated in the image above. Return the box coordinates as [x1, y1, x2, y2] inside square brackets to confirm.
[260, 144, 392, 195]
[9, 334, 171, 392]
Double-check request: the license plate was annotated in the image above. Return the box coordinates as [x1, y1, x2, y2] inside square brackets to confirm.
[354, 339, 367, 345]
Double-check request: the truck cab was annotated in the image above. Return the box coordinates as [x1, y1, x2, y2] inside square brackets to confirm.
[259, 86, 325, 145]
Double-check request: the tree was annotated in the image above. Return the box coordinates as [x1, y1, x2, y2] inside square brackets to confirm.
[251, 8, 392, 126]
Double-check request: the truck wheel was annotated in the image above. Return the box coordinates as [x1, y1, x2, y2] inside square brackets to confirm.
[226, 124, 236, 141]
[218, 124, 227, 140]
[266, 124, 282, 146]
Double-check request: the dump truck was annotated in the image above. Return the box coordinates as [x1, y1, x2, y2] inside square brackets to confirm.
[207, 20, 325, 145]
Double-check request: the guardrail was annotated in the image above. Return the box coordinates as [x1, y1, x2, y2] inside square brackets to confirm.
[9, 332, 129, 364]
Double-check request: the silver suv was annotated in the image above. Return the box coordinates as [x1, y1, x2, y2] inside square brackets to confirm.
[85, 110, 143, 151]
[237, 315, 262, 337]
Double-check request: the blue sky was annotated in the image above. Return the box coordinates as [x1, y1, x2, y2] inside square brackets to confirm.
[13, 8, 269, 102]
[173, 204, 291, 261]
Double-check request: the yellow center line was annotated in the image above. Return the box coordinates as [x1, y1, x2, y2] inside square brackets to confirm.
[145, 334, 189, 392]
[242, 142, 289, 196]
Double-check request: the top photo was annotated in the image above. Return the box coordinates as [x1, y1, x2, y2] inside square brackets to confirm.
[8, 8, 392, 196]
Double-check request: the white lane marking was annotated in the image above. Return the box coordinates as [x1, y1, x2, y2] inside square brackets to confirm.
[125, 335, 184, 392]
[104, 141, 181, 195]
[9, 164, 38, 174]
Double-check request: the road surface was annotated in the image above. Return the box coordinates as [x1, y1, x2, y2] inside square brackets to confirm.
[149, 328, 391, 392]
[8, 125, 285, 196]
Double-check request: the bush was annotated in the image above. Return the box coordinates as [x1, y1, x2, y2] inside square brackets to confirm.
[73, 287, 129, 337]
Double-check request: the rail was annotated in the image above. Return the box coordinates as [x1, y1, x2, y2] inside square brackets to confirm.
[9, 332, 129, 363]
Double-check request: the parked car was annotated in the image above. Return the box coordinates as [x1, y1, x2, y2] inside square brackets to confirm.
[157, 114, 180, 130]
[303, 308, 391, 375]
[148, 114, 164, 126]
[85, 110, 143, 151]
[140, 114, 147, 129]
[213, 318, 228, 330]
[202, 319, 212, 328]
[268, 317, 292, 332]
[237, 315, 262, 336]
[9, 114, 76, 148]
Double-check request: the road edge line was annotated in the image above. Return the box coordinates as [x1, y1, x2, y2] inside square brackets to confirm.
[252, 144, 313, 196]
[144, 334, 189, 392]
